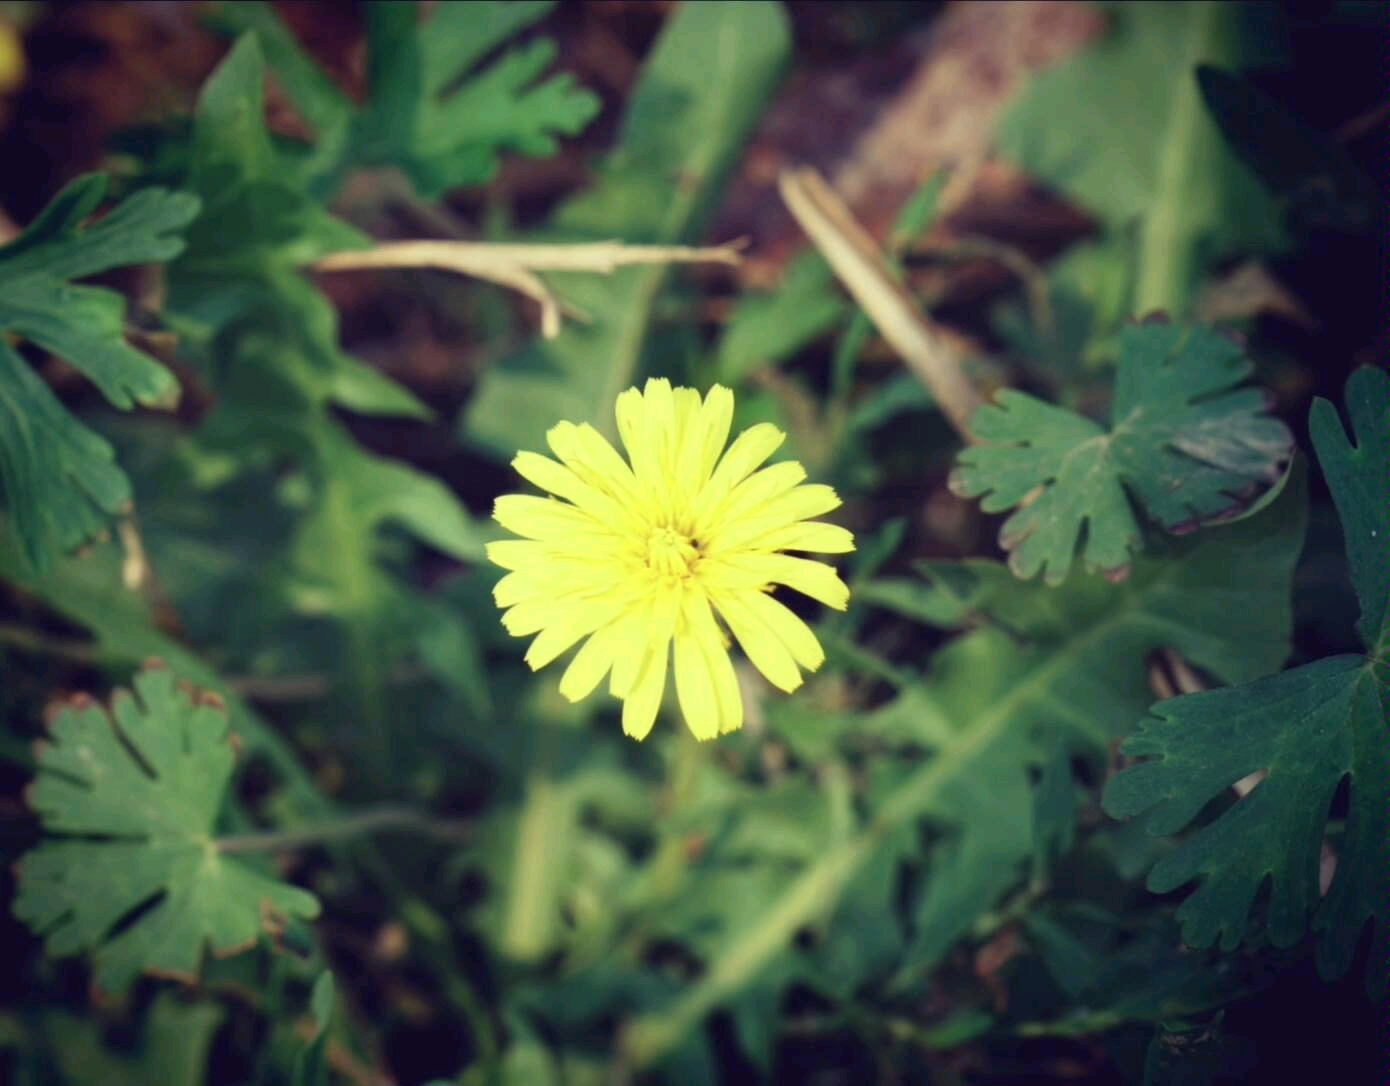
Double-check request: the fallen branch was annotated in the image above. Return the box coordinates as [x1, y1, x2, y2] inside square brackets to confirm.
[778, 166, 984, 441]
[314, 238, 745, 339]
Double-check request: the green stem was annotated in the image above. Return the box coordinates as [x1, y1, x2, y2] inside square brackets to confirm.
[217, 805, 473, 854]
[1133, 0, 1230, 316]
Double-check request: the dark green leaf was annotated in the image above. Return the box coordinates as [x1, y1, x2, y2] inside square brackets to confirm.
[1308, 366, 1389, 652]
[1104, 369, 1390, 998]
[951, 322, 1293, 585]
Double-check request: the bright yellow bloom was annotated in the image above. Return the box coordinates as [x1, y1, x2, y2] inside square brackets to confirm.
[487, 379, 855, 741]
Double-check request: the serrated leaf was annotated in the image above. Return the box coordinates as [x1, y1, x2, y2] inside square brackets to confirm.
[0, 173, 200, 570]
[156, 35, 486, 756]
[214, 0, 599, 199]
[1103, 369, 1390, 999]
[951, 322, 1292, 585]
[1308, 366, 1389, 652]
[463, 0, 791, 456]
[888, 460, 1305, 983]
[12, 664, 321, 996]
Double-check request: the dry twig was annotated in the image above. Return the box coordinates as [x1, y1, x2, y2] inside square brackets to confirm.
[314, 239, 745, 339]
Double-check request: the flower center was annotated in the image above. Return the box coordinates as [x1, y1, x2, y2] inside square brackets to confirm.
[645, 525, 699, 581]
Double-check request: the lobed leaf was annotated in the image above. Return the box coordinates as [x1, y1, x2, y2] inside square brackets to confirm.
[1104, 368, 1390, 998]
[12, 663, 321, 996]
[214, 0, 600, 199]
[0, 174, 200, 569]
[951, 321, 1292, 585]
[463, 0, 791, 456]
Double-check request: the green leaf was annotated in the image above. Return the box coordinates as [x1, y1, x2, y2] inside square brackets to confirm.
[214, 0, 600, 199]
[463, 0, 791, 456]
[1309, 366, 1389, 653]
[12, 663, 321, 996]
[43, 993, 226, 1086]
[0, 174, 200, 570]
[714, 252, 847, 385]
[996, 1, 1286, 314]
[1103, 369, 1390, 999]
[890, 459, 1305, 982]
[951, 321, 1292, 585]
[160, 35, 486, 757]
[292, 973, 334, 1086]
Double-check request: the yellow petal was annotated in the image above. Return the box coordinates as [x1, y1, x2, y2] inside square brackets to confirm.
[677, 591, 742, 738]
[493, 494, 614, 542]
[621, 644, 667, 740]
[742, 591, 825, 671]
[547, 421, 643, 507]
[558, 623, 622, 702]
[705, 553, 850, 611]
[689, 423, 786, 526]
[486, 539, 547, 571]
[743, 520, 857, 555]
[697, 461, 807, 539]
[522, 595, 628, 670]
[708, 588, 803, 693]
[674, 631, 719, 740]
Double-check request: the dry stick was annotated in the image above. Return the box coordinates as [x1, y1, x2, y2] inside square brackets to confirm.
[314, 239, 745, 339]
[778, 167, 984, 441]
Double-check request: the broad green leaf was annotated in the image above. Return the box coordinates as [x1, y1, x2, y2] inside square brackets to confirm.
[996, 1, 1286, 313]
[0, 174, 199, 569]
[463, 0, 791, 456]
[951, 321, 1292, 585]
[1104, 368, 1390, 998]
[213, 0, 600, 199]
[714, 252, 846, 385]
[12, 663, 321, 996]
[43, 993, 225, 1086]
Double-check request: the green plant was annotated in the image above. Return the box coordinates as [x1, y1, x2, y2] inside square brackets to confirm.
[1, 2, 1384, 1084]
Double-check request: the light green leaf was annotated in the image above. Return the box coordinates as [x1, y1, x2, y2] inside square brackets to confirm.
[214, 0, 599, 199]
[996, 1, 1287, 312]
[12, 664, 321, 996]
[714, 252, 846, 384]
[0, 174, 200, 569]
[463, 0, 791, 456]
[1103, 368, 1390, 999]
[951, 321, 1292, 585]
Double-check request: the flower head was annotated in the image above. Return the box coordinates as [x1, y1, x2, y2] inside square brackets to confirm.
[487, 379, 855, 741]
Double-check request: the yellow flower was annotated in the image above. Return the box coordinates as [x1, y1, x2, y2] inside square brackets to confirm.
[487, 379, 855, 741]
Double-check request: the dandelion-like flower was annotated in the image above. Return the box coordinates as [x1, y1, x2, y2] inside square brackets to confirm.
[487, 379, 855, 741]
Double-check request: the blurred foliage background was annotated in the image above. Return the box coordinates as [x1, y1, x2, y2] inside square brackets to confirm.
[0, 2, 1386, 1085]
